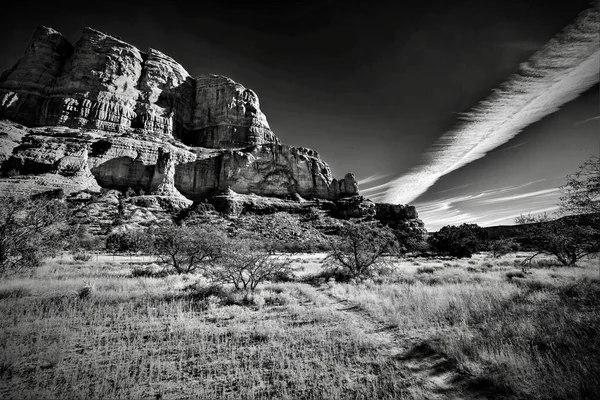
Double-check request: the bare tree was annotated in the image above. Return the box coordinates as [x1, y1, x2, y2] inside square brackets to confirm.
[515, 213, 599, 267]
[325, 223, 397, 280]
[514, 157, 600, 268]
[202, 239, 293, 291]
[488, 238, 520, 258]
[151, 224, 226, 274]
[560, 155, 600, 216]
[0, 196, 69, 275]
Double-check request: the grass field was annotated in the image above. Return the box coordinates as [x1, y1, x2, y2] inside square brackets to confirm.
[0, 253, 598, 399]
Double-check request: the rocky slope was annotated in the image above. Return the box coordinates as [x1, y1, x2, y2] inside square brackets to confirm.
[0, 26, 426, 238]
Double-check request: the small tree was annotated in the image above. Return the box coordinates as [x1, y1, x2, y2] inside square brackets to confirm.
[515, 213, 599, 266]
[0, 196, 69, 275]
[559, 155, 599, 216]
[515, 156, 600, 267]
[393, 222, 428, 256]
[67, 224, 104, 259]
[488, 237, 520, 258]
[428, 223, 486, 258]
[106, 229, 151, 255]
[325, 223, 397, 280]
[151, 224, 226, 274]
[202, 239, 293, 291]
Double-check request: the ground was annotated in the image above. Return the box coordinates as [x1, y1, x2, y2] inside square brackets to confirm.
[0, 253, 598, 399]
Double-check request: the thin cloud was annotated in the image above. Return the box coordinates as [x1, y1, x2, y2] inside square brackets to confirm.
[383, 3, 600, 205]
[574, 115, 600, 126]
[480, 188, 559, 205]
[415, 184, 562, 230]
[357, 173, 390, 187]
[496, 141, 528, 152]
[480, 205, 560, 227]
[432, 183, 473, 195]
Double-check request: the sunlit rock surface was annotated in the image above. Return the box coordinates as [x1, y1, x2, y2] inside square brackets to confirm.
[0, 26, 359, 203]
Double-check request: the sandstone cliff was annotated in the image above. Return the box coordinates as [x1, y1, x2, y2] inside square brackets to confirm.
[0, 26, 359, 202]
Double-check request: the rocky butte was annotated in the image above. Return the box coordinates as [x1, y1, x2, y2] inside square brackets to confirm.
[0, 26, 426, 236]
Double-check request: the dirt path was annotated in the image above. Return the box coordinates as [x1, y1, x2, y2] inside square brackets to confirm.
[295, 283, 486, 400]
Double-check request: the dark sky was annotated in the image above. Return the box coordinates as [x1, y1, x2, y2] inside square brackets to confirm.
[1, 0, 598, 229]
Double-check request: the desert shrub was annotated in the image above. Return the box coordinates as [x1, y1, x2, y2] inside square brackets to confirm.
[0, 195, 70, 276]
[393, 223, 428, 256]
[77, 283, 95, 299]
[72, 252, 93, 262]
[302, 206, 321, 222]
[533, 258, 564, 268]
[488, 238, 520, 258]
[124, 187, 136, 198]
[428, 223, 487, 258]
[416, 266, 435, 274]
[151, 224, 227, 274]
[202, 239, 293, 291]
[516, 213, 600, 266]
[131, 265, 168, 278]
[506, 270, 526, 280]
[325, 223, 398, 281]
[186, 283, 231, 301]
[106, 229, 151, 255]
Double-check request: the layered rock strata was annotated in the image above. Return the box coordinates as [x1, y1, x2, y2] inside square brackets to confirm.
[189, 75, 277, 148]
[0, 26, 358, 201]
[175, 145, 357, 201]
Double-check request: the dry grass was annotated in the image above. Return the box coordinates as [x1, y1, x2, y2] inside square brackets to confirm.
[0, 258, 416, 399]
[1, 253, 598, 399]
[329, 253, 600, 399]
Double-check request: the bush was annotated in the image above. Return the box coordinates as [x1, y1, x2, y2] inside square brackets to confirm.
[106, 229, 151, 255]
[506, 271, 527, 280]
[202, 239, 293, 291]
[416, 266, 435, 274]
[393, 223, 428, 256]
[325, 223, 398, 281]
[131, 265, 168, 278]
[72, 252, 93, 262]
[0, 196, 70, 276]
[428, 223, 487, 258]
[151, 224, 227, 274]
[488, 238, 520, 258]
[516, 213, 600, 266]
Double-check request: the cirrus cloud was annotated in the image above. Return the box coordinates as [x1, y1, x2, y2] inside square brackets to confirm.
[383, 2, 600, 205]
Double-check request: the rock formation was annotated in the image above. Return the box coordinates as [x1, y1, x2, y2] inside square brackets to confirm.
[189, 74, 277, 148]
[0, 26, 358, 202]
[0, 26, 426, 238]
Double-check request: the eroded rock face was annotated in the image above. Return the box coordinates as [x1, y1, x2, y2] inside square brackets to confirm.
[44, 28, 144, 131]
[187, 74, 277, 148]
[174, 144, 356, 200]
[0, 27, 73, 126]
[1, 123, 195, 202]
[0, 26, 359, 204]
[136, 49, 195, 137]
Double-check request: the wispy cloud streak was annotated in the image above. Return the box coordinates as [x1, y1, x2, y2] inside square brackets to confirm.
[414, 183, 562, 230]
[383, 3, 600, 204]
[480, 188, 559, 204]
[574, 115, 600, 126]
[357, 173, 390, 187]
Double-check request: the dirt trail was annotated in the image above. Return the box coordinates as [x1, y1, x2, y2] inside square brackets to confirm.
[295, 283, 486, 400]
